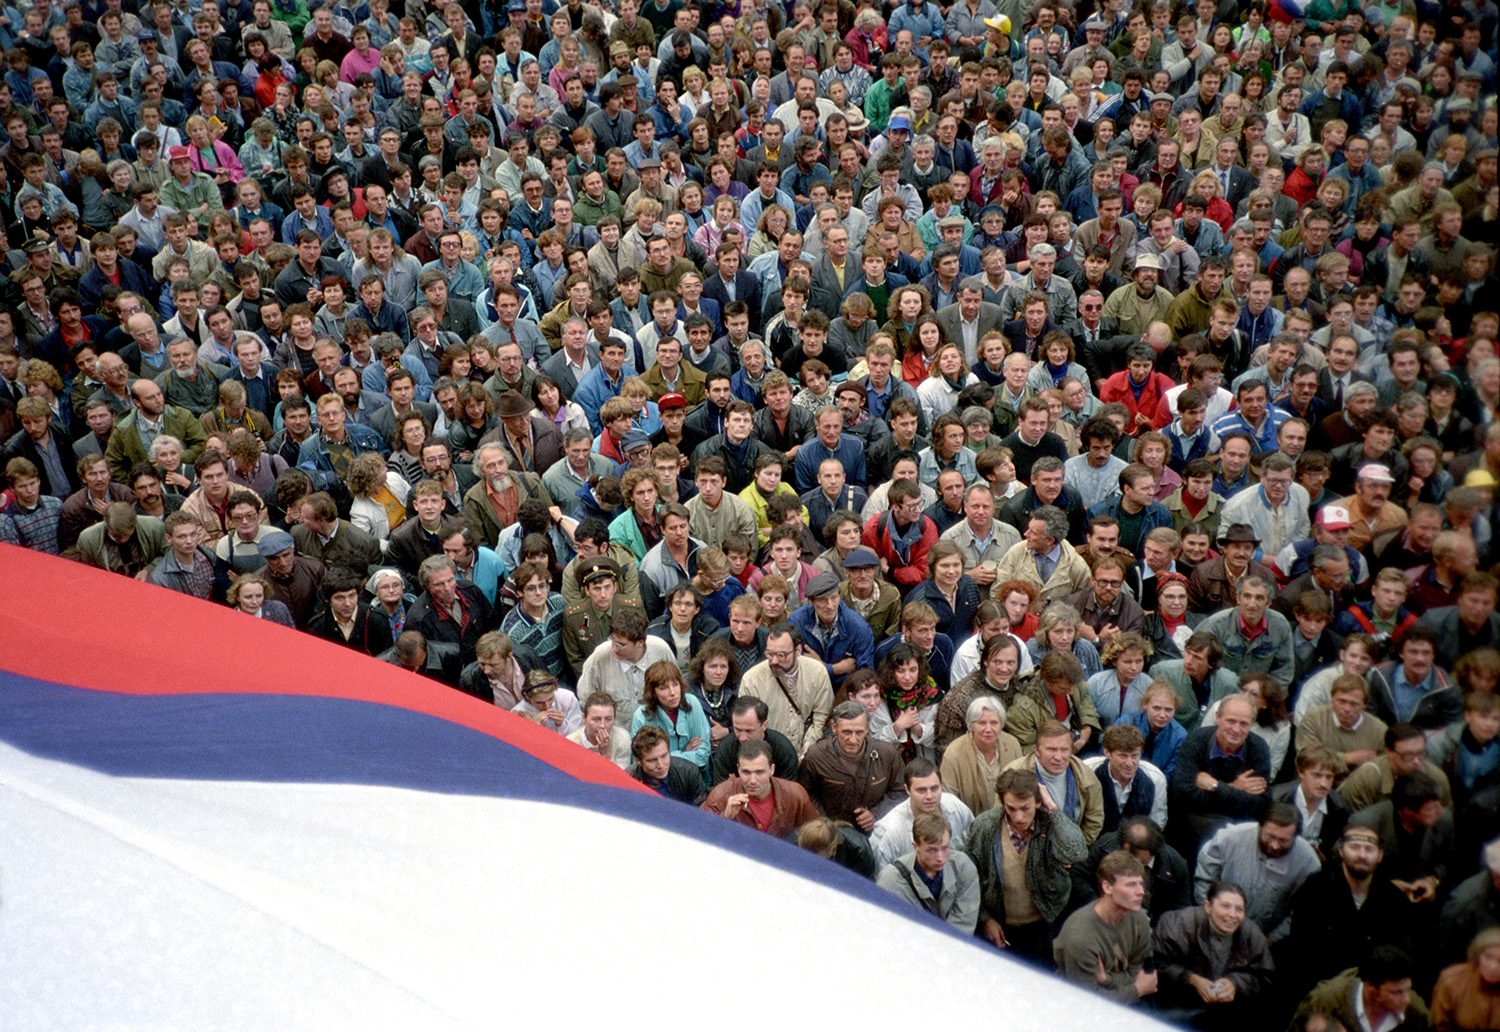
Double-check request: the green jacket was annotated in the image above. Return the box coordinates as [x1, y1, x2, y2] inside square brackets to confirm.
[863, 76, 903, 136]
[155, 361, 228, 416]
[76, 516, 167, 572]
[269, 0, 311, 36]
[964, 804, 1087, 925]
[1148, 658, 1240, 732]
[159, 172, 224, 230]
[1290, 969, 1430, 1032]
[104, 404, 210, 482]
[460, 472, 552, 550]
[574, 188, 624, 227]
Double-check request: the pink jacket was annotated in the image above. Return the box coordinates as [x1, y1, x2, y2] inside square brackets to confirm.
[188, 140, 245, 185]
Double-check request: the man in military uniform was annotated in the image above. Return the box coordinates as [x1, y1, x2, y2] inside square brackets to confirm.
[562, 556, 645, 680]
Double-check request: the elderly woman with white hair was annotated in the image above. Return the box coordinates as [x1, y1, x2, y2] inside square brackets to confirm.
[940, 693, 1024, 816]
[150, 435, 195, 498]
[366, 567, 413, 641]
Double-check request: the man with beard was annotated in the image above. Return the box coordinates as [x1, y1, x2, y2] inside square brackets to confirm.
[460, 442, 555, 549]
[1103, 253, 1174, 337]
[1287, 823, 1416, 993]
[1192, 801, 1320, 943]
[331, 367, 385, 428]
[419, 439, 473, 514]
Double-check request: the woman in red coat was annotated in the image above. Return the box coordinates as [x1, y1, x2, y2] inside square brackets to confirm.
[1282, 146, 1326, 208]
[1175, 169, 1236, 233]
[1098, 342, 1177, 437]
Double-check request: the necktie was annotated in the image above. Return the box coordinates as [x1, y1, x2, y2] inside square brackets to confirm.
[1335, 380, 1344, 408]
[1036, 553, 1053, 582]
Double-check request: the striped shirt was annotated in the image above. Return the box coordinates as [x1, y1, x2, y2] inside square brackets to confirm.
[0, 496, 63, 555]
[500, 594, 567, 676]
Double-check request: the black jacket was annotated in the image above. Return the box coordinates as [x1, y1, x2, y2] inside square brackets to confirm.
[1169, 724, 1272, 821]
[631, 756, 707, 805]
[646, 611, 720, 655]
[1138, 609, 1203, 662]
[1153, 904, 1275, 1009]
[386, 517, 457, 581]
[1416, 605, 1500, 672]
[709, 728, 800, 786]
[1, 423, 80, 498]
[1286, 860, 1417, 992]
[702, 269, 763, 333]
[1360, 246, 1430, 301]
[306, 601, 396, 657]
[690, 433, 772, 494]
[455, 644, 544, 704]
[1071, 829, 1193, 922]
[407, 582, 495, 681]
[866, 433, 929, 490]
[999, 483, 1087, 541]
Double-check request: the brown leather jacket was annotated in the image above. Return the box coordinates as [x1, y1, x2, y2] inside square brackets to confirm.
[701, 776, 820, 838]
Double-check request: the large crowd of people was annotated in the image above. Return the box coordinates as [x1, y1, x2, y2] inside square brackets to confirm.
[0, 0, 1497, 1025]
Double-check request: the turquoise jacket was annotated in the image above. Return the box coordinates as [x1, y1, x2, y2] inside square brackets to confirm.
[631, 692, 712, 777]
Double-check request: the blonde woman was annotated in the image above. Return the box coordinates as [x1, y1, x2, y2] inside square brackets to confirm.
[681, 66, 710, 113]
[227, 572, 295, 626]
[184, 115, 246, 197]
[1182, 168, 1234, 232]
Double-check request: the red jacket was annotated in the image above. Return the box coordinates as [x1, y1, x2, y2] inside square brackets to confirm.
[969, 165, 1006, 207]
[1099, 370, 1176, 436]
[1283, 166, 1322, 207]
[862, 510, 938, 590]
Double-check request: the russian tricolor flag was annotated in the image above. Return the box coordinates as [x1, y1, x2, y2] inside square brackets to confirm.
[0, 546, 1169, 1029]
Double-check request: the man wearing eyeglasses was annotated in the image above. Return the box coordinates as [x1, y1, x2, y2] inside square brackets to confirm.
[214, 491, 274, 574]
[739, 624, 834, 759]
[1218, 452, 1310, 561]
[1067, 288, 1117, 357]
[1064, 554, 1144, 647]
[1336, 720, 1455, 815]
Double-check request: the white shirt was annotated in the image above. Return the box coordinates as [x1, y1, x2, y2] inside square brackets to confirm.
[1083, 755, 1169, 830]
[957, 315, 980, 366]
[869, 794, 976, 866]
[576, 637, 676, 727]
[1351, 978, 1404, 1032]
[950, 631, 1033, 684]
[1218, 482, 1311, 558]
[1291, 784, 1329, 843]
